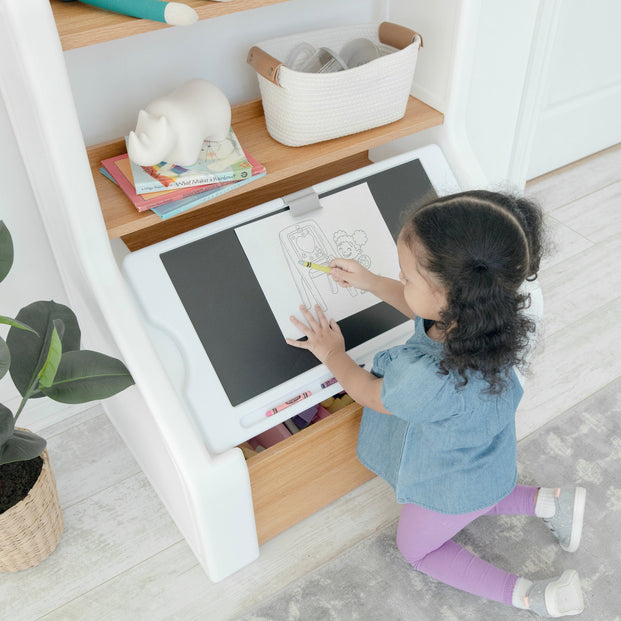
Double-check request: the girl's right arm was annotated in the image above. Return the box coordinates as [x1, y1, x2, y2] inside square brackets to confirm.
[329, 258, 415, 320]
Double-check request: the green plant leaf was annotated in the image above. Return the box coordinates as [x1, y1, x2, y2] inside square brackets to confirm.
[10, 311, 59, 403]
[0, 220, 13, 284]
[7, 301, 81, 399]
[0, 337, 9, 381]
[0, 404, 44, 466]
[40, 349, 134, 404]
[0, 403, 15, 446]
[0, 315, 38, 334]
[37, 323, 63, 389]
[0, 428, 46, 466]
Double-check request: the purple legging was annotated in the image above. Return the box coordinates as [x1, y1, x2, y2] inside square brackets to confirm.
[396, 484, 538, 605]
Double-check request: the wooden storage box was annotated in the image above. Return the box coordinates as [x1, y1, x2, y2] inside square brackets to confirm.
[244, 402, 374, 544]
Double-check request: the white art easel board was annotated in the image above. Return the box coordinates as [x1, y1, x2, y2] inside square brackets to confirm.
[121, 145, 460, 453]
[236, 182, 400, 340]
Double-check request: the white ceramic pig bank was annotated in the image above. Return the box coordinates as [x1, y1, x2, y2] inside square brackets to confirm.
[127, 78, 231, 167]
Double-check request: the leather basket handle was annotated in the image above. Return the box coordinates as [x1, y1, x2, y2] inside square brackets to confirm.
[378, 21, 424, 49]
[247, 46, 284, 86]
[248, 23, 422, 86]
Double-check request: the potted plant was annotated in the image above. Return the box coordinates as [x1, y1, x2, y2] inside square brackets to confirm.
[0, 220, 134, 572]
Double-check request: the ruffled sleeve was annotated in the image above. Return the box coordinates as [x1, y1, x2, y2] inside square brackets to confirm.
[380, 348, 454, 422]
[377, 316, 455, 423]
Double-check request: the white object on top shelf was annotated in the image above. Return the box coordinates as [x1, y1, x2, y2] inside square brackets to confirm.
[127, 78, 232, 167]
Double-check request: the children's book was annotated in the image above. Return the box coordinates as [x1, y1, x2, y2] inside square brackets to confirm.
[100, 163, 266, 220]
[101, 150, 265, 212]
[150, 168, 266, 220]
[126, 127, 254, 194]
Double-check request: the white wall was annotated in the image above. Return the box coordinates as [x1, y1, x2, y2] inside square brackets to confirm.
[0, 96, 69, 316]
[387, 0, 460, 114]
[0, 92, 71, 421]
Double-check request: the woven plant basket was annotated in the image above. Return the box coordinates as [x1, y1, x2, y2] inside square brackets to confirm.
[247, 22, 423, 146]
[0, 449, 64, 572]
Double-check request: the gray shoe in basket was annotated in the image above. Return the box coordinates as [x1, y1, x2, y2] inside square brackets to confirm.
[543, 487, 587, 553]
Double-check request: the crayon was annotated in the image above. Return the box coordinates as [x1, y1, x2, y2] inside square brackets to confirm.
[298, 260, 332, 273]
[266, 390, 312, 416]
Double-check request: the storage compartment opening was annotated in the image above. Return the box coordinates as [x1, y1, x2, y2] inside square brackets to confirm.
[241, 401, 375, 544]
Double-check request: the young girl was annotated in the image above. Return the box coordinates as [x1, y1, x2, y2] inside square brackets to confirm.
[286, 190, 586, 617]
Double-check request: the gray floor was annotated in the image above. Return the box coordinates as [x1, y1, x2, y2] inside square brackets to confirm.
[1, 143, 620, 620]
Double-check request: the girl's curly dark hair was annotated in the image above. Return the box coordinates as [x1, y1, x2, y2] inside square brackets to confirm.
[400, 190, 546, 393]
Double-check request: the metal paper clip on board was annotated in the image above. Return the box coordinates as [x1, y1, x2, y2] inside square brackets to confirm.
[284, 187, 322, 217]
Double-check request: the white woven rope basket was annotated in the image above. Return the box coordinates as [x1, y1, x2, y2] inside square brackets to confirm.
[248, 22, 422, 147]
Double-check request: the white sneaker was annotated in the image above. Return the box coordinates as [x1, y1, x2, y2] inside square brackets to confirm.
[543, 487, 587, 553]
[525, 570, 584, 617]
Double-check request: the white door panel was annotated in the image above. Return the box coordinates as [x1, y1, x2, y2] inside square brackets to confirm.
[527, 0, 621, 178]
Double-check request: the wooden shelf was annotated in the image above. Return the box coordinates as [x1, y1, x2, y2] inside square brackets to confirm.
[56, 2, 444, 251]
[51, 0, 290, 51]
[89, 96, 443, 250]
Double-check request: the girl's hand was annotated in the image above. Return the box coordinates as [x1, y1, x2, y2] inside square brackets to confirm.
[286, 304, 345, 365]
[330, 258, 378, 292]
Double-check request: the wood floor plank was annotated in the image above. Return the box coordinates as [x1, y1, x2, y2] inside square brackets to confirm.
[536, 235, 621, 337]
[0, 473, 182, 620]
[517, 297, 621, 439]
[38, 477, 399, 621]
[526, 142, 621, 211]
[36, 404, 104, 439]
[549, 181, 621, 244]
[45, 410, 142, 508]
[540, 214, 593, 270]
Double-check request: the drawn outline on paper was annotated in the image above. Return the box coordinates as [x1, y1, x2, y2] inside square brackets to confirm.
[279, 220, 371, 311]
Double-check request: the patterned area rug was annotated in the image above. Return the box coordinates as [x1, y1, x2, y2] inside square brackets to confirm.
[240, 378, 621, 620]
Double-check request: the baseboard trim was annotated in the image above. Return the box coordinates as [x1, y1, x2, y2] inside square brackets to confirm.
[5, 396, 94, 434]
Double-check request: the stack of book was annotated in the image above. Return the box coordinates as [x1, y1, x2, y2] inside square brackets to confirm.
[100, 127, 266, 220]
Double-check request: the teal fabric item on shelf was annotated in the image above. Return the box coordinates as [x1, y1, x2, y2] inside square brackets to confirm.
[60, 0, 198, 26]
[61, 0, 165, 22]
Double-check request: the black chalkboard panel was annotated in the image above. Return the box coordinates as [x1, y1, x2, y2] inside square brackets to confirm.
[160, 159, 436, 406]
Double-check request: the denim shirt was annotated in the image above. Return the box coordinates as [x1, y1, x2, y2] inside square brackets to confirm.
[357, 315, 522, 514]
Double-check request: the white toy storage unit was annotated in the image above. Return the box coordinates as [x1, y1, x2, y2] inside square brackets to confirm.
[1, 0, 555, 581]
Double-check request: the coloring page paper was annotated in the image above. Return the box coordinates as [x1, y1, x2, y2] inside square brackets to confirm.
[235, 183, 400, 340]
